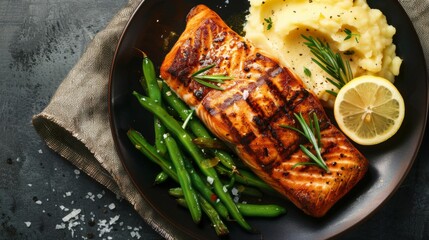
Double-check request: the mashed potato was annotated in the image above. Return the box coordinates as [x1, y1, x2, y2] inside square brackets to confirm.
[244, 0, 402, 106]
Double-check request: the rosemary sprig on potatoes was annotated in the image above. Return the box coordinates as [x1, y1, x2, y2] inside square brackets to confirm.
[302, 35, 353, 97]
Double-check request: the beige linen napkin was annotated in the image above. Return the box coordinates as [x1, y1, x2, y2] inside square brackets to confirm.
[32, 0, 429, 239]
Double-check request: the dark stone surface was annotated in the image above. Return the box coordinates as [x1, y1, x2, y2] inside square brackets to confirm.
[0, 0, 427, 239]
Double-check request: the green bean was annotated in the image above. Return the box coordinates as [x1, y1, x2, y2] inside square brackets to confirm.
[171, 188, 285, 218]
[132, 92, 253, 232]
[192, 137, 228, 150]
[173, 194, 229, 236]
[211, 150, 237, 170]
[154, 171, 169, 185]
[235, 185, 263, 198]
[237, 203, 287, 218]
[215, 165, 277, 195]
[164, 134, 201, 223]
[141, 52, 160, 101]
[199, 195, 229, 236]
[127, 129, 178, 181]
[182, 157, 229, 219]
[128, 129, 228, 218]
[168, 187, 184, 198]
[161, 83, 236, 169]
[141, 53, 167, 156]
[161, 82, 205, 135]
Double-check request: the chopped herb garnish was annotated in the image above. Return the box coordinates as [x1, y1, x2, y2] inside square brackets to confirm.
[344, 28, 360, 43]
[264, 17, 273, 30]
[304, 67, 312, 77]
[280, 112, 329, 172]
[302, 35, 353, 96]
[191, 64, 232, 90]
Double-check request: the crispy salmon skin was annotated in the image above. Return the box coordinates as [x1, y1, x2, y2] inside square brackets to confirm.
[160, 4, 368, 217]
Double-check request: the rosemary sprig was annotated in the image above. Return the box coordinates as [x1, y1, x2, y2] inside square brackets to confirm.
[191, 64, 232, 91]
[302, 35, 353, 96]
[280, 112, 329, 172]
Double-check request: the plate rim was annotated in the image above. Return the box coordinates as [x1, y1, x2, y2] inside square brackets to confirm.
[108, 0, 429, 239]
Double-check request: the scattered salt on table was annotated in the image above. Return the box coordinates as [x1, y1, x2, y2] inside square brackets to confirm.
[62, 209, 81, 222]
[108, 203, 116, 210]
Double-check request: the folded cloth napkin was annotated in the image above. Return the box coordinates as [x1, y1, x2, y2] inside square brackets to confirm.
[32, 0, 429, 239]
[32, 0, 184, 239]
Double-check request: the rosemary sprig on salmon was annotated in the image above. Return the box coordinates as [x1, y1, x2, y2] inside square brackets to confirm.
[191, 64, 232, 90]
[279, 112, 329, 172]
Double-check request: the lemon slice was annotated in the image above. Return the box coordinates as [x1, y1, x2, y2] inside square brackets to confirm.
[334, 75, 405, 145]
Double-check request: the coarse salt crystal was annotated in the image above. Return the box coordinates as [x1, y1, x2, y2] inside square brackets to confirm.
[24, 222, 31, 227]
[74, 169, 80, 175]
[108, 203, 116, 210]
[231, 187, 239, 196]
[55, 223, 66, 229]
[67, 219, 80, 238]
[59, 205, 69, 211]
[207, 176, 214, 185]
[62, 209, 81, 222]
[134, 231, 142, 239]
[35, 200, 42, 205]
[38, 149, 43, 154]
[97, 219, 113, 237]
[86, 192, 95, 202]
[109, 215, 120, 225]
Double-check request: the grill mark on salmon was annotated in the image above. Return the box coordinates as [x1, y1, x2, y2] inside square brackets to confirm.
[160, 4, 368, 217]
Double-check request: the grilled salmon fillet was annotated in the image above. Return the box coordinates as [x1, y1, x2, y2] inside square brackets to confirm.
[160, 4, 368, 217]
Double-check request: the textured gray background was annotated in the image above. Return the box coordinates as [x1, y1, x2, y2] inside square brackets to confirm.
[0, 0, 428, 239]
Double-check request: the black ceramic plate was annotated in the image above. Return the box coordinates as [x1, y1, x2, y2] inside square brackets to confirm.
[109, 0, 428, 239]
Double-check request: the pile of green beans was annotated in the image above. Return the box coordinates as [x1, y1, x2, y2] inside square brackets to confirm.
[127, 53, 286, 236]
